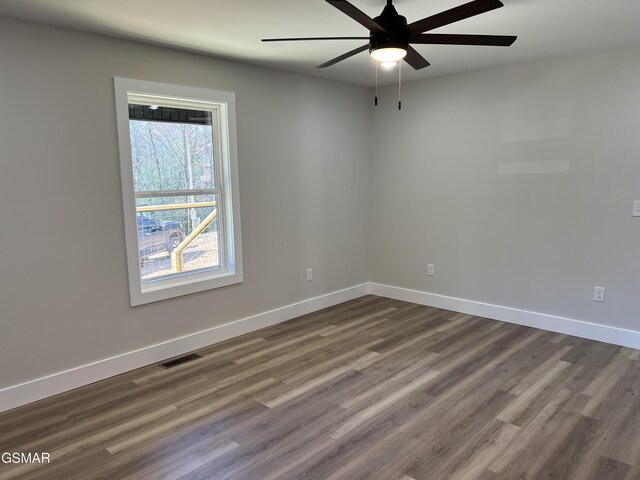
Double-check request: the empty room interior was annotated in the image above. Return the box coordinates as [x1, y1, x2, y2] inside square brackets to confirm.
[1, 0, 640, 478]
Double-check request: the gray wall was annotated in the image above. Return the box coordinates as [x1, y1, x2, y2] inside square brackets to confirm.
[371, 45, 640, 331]
[0, 17, 372, 389]
[2, 13, 639, 392]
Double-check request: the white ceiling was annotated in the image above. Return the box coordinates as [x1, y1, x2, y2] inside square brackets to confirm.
[1, 0, 639, 87]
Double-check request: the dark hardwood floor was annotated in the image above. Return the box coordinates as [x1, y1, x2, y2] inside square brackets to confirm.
[2, 295, 640, 479]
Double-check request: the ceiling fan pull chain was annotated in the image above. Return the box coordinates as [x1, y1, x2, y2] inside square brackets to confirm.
[375, 62, 379, 106]
[398, 61, 402, 111]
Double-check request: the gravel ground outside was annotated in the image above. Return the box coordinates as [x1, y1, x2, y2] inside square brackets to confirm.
[140, 232, 219, 281]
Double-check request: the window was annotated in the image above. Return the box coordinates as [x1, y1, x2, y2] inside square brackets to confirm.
[114, 78, 242, 306]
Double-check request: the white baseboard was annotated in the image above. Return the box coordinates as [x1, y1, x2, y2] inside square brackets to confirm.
[370, 283, 640, 350]
[0, 283, 370, 413]
[5, 281, 638, 413]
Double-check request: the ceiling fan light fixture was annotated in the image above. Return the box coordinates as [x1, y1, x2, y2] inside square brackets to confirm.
[370, 47, 407, 62]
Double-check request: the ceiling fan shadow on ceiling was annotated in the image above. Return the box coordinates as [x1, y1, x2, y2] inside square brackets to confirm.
[262, 0, 517, 109]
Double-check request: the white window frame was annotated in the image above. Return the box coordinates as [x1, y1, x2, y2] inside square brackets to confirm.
[114, 78, 243, 306]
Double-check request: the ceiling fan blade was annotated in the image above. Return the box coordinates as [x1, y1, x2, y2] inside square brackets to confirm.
[403, 46, 431, 70]
[316, 44, 369, 68]
[410, 34, 516, 46]
[326, 0, 387, 34]
[407, 0, 504, 34]
[262, 37, 370, 42]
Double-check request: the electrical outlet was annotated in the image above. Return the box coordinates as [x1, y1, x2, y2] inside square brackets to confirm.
[633, 201, 640, 217]
[427, 263, 435, 276]
[306, 268, 313, 282]
[593, 286, 606, 303]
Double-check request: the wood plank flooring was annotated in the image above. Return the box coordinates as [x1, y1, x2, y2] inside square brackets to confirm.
[2, 295, 640, 479]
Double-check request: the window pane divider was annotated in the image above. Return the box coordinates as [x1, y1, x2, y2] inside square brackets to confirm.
[135, 189, 220, 199]
[136, 202, 216, 213]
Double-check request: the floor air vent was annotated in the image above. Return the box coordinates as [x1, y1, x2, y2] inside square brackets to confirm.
[159, 353, 203, 369]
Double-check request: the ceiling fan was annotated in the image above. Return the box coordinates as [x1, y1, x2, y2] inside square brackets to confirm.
[262, 0, 517, 70]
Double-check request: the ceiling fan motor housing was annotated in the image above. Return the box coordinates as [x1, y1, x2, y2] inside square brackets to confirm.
[370, 3, 409, 54]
